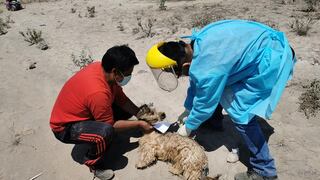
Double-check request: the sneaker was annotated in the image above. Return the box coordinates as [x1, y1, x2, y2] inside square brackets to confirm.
[234, 170, 278, 180]
[94, 169, 114, 180]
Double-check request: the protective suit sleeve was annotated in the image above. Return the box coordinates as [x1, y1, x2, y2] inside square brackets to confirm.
[185, 74, 228, 130]
[184, 79, 196, 111]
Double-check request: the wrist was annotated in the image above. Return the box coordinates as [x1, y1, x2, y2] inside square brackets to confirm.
[137, 120, 144, 128]
[178, 124, 192, 137]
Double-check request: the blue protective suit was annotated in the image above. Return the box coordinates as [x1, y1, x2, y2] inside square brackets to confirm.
[183, 20, 296, 130]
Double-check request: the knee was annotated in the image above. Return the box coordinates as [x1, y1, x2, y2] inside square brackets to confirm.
[101, 124, 114, 140]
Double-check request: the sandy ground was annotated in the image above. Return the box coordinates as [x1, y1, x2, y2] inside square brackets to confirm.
[1, 0, 320, 179]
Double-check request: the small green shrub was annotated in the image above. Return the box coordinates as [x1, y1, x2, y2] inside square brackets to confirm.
[71, 50, 93, 69]
[19, 28, 43, 45]
[159, 0, 167, 10]
[19, 28, 49, 50]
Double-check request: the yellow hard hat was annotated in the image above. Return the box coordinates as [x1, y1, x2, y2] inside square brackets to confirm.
[146, 42, 177, 69]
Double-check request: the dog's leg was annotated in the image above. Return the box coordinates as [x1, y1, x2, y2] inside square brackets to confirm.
[135, 145, 157, 169]
[184, 170, 201, 180]
[169, 162, 183, 175]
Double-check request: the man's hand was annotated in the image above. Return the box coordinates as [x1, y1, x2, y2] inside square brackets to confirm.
[177, 124, 192, 137]
[139, 121, 154, 133]
[177, 109, 190, 125]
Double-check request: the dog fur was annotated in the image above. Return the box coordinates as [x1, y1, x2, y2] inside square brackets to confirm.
[138, 104, 166, 125]
[136, 131, 219, 180]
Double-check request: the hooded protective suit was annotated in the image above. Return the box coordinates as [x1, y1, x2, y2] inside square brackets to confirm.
[183, 20, 296, 130]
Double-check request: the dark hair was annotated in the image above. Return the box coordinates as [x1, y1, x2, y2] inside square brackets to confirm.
[158, 41, 186, 76]
[102, 45, 139, 72]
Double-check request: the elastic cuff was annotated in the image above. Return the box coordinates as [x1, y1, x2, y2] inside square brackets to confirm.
[185, 122, 197, 131]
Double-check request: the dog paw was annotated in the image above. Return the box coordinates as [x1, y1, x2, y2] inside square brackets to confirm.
[169, 165, 183, 175]
[135, 162, 147, 169]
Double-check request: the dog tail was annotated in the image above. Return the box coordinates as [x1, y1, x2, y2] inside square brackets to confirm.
[205, 174, 221, 180]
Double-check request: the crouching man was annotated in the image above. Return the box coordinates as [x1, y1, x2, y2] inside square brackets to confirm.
[49, 45, 153, 180]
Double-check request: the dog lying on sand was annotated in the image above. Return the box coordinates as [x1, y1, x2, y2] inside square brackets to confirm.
[135, 131, 220, 180]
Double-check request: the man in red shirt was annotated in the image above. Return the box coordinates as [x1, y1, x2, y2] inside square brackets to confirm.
[50, 45, 153, 180]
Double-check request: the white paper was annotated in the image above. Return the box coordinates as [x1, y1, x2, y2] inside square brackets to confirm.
[153, 121, 172, 134]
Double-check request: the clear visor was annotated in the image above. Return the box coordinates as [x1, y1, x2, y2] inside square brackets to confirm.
[150, 66, 178, 92]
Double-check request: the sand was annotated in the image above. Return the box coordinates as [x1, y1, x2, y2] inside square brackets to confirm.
[0, 0, 320, 179]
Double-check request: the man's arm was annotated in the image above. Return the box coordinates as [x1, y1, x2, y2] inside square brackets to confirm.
[113, 120, 153, 133]
[120, 98, 140, 117]
[86, 92, 153, 133]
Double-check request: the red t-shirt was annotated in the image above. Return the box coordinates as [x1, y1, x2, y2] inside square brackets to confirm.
[50, 62, 129, 132]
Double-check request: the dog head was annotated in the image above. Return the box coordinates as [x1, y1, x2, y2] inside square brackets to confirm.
[138, 104, 166, 125]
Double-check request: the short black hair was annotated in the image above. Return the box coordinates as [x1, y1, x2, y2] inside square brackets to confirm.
[158, 41, 186, 76]
[102, 45, 139, 72]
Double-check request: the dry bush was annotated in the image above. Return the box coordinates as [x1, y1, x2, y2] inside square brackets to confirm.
[6, 15, 15, 24]
[159, 0, 167, 10]
[0, 122, 36, 150]
[299, 79, 320, 118]
[71, 8, 76, 13]
[117, 21, 124, 31]
[0, 15, 14, 35]
[262, 20, 279, 30]
[86, 6, 95, 18]
[304, 0, 319, 12]
[281, 0, 296, 4]
[248, 17, 279, 30]
[19, 28, 49, 50]
[71, 50, 93, 69]
[137, 17, 156, 38]
[190, 4, 228, 28]
[191, 12, 212, 28]
[290, 16, 315, 36]
[20, 0, 59, 4]
[0, 17, 10, 35]
[19, 29, 43, 45]
[191, 12, 224, 28]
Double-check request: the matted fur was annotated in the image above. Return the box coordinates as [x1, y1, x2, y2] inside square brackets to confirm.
[136, 131, 219, 180]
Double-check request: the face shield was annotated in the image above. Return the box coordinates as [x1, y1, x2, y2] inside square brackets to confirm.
[146, 43, 179, 92]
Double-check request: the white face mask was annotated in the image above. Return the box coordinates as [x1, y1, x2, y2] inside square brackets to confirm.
[118, 75, 131, 86]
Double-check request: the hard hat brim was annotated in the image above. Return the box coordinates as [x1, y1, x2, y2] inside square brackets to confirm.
[146, 42, 177, 69]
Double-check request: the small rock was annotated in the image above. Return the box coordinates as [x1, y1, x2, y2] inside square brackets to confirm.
[29, 62, 37, 70]
[37, 40, 49, 50]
